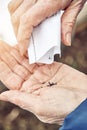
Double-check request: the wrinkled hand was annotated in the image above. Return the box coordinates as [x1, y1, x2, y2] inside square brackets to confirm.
[0, 41, 87, 124]
[8, 0, 86, 55]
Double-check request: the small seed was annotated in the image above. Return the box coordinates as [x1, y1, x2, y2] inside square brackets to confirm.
[47, 82, 57, 87]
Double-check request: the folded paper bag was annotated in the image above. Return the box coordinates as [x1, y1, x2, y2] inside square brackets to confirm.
[28, 12, 61, 64]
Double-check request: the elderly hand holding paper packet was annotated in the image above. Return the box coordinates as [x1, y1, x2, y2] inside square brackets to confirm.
[0, 41, 87, 125]
[8, 0, 86, 55]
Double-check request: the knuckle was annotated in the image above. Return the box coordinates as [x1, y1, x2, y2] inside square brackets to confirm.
[66, 22, 74, 28]
[62, 14, 75, 30]
[20, 15, 27, 24]
[20, 13, 34, 26]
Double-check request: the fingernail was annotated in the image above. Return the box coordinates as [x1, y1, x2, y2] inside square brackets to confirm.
[66, 33, 71, 46]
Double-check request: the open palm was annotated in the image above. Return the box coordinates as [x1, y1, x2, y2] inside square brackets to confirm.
[0, 40, 87, 124]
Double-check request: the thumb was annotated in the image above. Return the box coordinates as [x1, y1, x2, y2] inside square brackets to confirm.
[61, 0, 86, 46]
[0, 90, 40, 114]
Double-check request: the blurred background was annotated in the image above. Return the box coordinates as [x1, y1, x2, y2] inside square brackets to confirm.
[0, 1, 87, 130]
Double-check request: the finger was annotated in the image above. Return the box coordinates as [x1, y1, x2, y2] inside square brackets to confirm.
[10, 47, 31, 72]
[0, 51, 30, 80]
[10, 47, 39, 74]
[0, 41, 27, 89]
[0, 43, 30, 80]
[61, 0, 86, 46]
[8, 0, 24, 14]
[0, 90, 40, 114]
[10, 0, 37, 36]
[0, 51, 17, 69]
[0, 60, 23, 90]
[17, 1, 62, 55]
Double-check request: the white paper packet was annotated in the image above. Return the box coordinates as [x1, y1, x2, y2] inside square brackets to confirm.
[28, 11, 62, 64]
